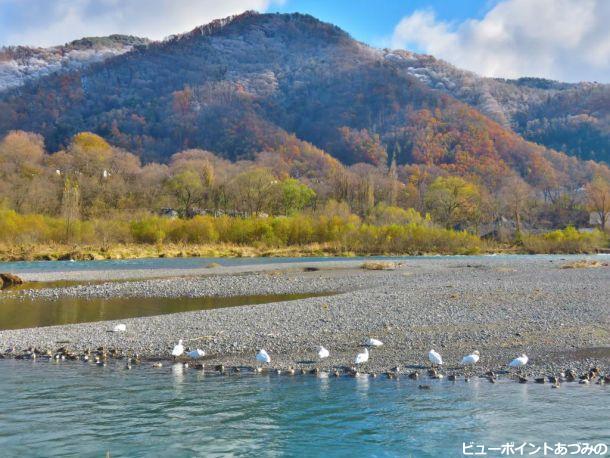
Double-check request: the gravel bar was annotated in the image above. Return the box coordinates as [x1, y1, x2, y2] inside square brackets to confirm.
[1, 256, 609, 380]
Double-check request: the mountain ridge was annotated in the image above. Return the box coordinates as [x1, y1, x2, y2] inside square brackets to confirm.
[0, 34, 150, 92]
[380, 48, 610, 163]
[0, 11, 608, 187]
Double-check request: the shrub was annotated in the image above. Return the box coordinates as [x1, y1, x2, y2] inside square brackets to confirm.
[130, 217, 166, 244]
[5, 209, 597, 256]
[521, 227, 607, 254]
[166, 216, 219, 244]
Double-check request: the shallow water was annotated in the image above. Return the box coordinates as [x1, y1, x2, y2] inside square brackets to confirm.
[0, 360, 607, 457]
[0, 292, 331, 330]
[0, 255, 385, 272]
[2, 253, 606, 274]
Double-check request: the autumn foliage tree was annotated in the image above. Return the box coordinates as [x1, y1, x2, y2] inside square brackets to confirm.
[0, 126, 609, 241]
[166, 150, 215, 216]
[424, 176, 482, 230]
[0, 131, 51, 213]
[335, 127, 388, 166]
[278, 178, 316, 215]
[586, 176, 610, 231]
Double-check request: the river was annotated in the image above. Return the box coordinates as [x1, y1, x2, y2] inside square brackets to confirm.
[0, 359, 607, 457]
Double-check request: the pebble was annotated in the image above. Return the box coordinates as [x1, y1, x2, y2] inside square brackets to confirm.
[0, 257, 608, 378]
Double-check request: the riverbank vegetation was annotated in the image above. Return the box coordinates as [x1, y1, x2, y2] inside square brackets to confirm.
[0, 130, 608, 260]
[0, 206, 490, 260]
[520, 226, 608, 254]
[0, 208, 607, 261]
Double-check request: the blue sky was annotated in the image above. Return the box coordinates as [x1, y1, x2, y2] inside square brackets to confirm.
[0, 0, 495, 49]
[271, 0, 495, 49]
[1, 0, 608, 82]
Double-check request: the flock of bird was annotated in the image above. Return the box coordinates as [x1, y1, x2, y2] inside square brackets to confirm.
[99, 322, 599, 384]
[7, 322, 606, 386]
[170, 335, 531, 372]
[118, 322, 532, 372]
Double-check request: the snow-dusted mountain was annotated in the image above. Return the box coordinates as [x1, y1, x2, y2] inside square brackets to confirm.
[0, 35, 149, 92]
[382, 48, 609, 162]
[0, 12, 608, 164]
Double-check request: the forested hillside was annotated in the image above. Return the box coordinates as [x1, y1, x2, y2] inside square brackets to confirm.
[512, 82, 610, 163]
[404, 53, 610, 164]
[0, 12, 609, 240]
[1, 12, 608, 165]
[0, 12, 604, 176]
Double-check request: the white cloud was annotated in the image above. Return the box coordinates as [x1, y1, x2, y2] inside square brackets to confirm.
[391, 0, 610, 82]
[0, 0, 285, 47]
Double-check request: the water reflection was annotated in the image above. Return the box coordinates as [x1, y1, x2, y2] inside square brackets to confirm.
[0, 360, 607, 457]
[0, 292, 333, 330]
[172, 363, 185, 388]
[355, 373, 370, 394]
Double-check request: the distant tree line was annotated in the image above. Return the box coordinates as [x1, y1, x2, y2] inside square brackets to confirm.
[0, 130, 609, 242]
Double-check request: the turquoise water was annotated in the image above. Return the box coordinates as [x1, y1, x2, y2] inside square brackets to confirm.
[0, 255, 379, 273]
[0, 360, 608, 457]
[3, 253, 605, 274]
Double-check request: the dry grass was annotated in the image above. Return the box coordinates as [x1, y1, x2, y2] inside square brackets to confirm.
[561, 259, 608, 269]
[494, 267, 517, 273]
[0, 242, 351, 262]
[361, 261, 397, 271]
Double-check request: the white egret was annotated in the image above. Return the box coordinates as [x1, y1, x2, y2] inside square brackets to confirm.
[318, 346, 330, 359]
[428, 349, 443, 366]
[355, 347, 369, 365]
[187, 348, 205, 359]
[172, 339, 184, 359]
[461, 350, 480, 365]
[256, 349, 271, 364]
[113, 323, 127, 332]
[509, 354, 528, 368]
[366, 338, 383, 347]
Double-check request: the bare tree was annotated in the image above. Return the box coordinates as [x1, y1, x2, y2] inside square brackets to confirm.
[499, 175, 533, 234]
[586, 176, 610, 231]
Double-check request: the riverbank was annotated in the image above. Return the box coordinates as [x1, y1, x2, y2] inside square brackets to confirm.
[0, 242, 354, 262]
[1, 256, 609, 380]
[0, 231, 606, 263]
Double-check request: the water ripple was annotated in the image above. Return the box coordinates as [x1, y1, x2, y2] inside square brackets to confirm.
[0, 360, 607, 457]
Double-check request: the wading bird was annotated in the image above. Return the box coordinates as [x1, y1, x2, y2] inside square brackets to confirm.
[318, 346, 330, 359]
[187, 348, 205, 359]
[172, 339, 184, 359]
[355, 348, 369, 365]
[461, 351, 480, 365]
[256, 349, 271, 364]
[509, 354, 528, 368]
[428, 349, 443, 367]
